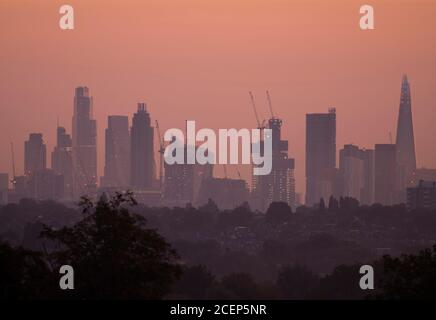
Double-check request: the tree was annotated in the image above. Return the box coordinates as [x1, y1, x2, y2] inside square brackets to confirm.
[328, 196, 339, 212]
[265, 202, 292, 224]
[377, 245, 436, 299]
[172, 265, 216, 299]
[220, 273, 262, 299]
[0, 239, 55, 299]
[319, 198, 326, 212]
[41, 191, 182, 299]
[276, 264, 319, 299]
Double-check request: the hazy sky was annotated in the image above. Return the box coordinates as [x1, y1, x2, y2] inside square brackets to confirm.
[1, 0, 436, 195]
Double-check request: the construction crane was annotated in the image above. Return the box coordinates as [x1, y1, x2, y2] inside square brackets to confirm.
[266, 90, 275, 119]
[249, 91, 266, 131]
[155, 120, 165, 190]
[10, 142, 16, 188]
[236, 168, 242, 180]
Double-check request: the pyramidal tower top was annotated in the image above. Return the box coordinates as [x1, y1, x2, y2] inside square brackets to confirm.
[395, 74, 417, 189]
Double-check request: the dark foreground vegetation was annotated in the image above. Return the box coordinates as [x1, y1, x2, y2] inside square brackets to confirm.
[1, 193, 436, 299]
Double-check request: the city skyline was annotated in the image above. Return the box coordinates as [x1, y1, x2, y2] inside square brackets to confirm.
[2, 1, 436, 197]
[1, 74, 428, 207]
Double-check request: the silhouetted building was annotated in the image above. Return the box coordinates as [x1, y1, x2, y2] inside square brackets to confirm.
[28, 169, 64, 201]
[306, 108, 336, 206]
[130, 103, 155, 190]
[12, 176, 29, 201]
[51, 126, 73, 199]
[252, 117, 295, 211]
[407, 180, 436, 210]
[163, 142, 213, 207]
[198, 177, 249, 210]
[396, 75, 417, 198]
[318, 167, 343, 202]
[339, 144, 374, 204]
[361, 149, 375, 205]
[0, 173, 8, 204]
[72, 87, 97, 197]
[102, 116, 130, 188]
[375, 144, 397, 205]
[24, 133, 46, 176]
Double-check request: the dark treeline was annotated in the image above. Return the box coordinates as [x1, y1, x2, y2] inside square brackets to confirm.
[1, 193, 436, 299]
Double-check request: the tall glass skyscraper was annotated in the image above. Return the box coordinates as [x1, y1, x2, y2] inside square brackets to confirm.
[395, 75, 417, 195]
[102, 115, 130, 188]
[305, 108, 336, 206]
[130, 103, 155, 190]
[72, 87, 97, 197]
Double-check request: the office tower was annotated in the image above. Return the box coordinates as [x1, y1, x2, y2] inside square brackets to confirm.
[395, 75, 417, 195]
[306, 108, 336, 206]
[12, 176, 29, 201]
[317, 168, 342, 203]
[198, 177, 249, 210]
[361, 149, 375, 205]
[407, 180, 436, 210]
[252, 117, 296, 211]
[51, 126, 73, 199]
[163, 142, 213, 207]
[24, 133, 46, 176]
[0, 173, 8, 204]
[28, 169, 64, 201]
[339, 145, 364, 202]
[375, 144, 397, 205]
[130, 103, 155, 189]
[102, 116, 130, 188]
[72, 87, 97, 197]
[339, 144, 374, 204]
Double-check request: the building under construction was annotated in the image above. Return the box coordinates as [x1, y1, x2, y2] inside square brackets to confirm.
[250, 92, 296, 212]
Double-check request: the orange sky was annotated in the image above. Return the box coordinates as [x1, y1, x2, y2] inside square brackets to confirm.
[1, 0, 436, 195]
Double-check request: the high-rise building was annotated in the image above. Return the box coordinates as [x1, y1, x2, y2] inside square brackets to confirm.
[375, 144, 397, 205]
[28, 168, 64, 201]
[395, 75, 417, 196]
[339, 144, 374, 204]
[305, 108, 336, 206]
[198, 177, 249, 210]
[24, 133, 46, 176]
[163, 142, 213, 207]
[130, 103, 155, 190]
[72, 87, 97, 197]
[0, 173, 8, 204]
[407, 180, 436, 210]
[51, 126, 73, 199]
[361, 149, 375, 205]
[252, 117, 296, 211]
[102, 116, 130, 188]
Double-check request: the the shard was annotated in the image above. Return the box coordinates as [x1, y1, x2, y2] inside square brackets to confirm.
[395, 75, 417, 192]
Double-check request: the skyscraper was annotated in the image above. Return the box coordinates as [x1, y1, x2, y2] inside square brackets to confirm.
[375, 144, 397, 205]
[24, 133, 46, 176]
[339, 144, 374, 204]
[305, 108, 336, 206]
[130, 103, 155, 190]
[395, 75, 417, 196]
[252, 117, 296, 211]
[72, 87, 97, 197]
[163, 141, 213, 207]
[51, 126, 73, 199]
[102, 116, 130, 188]
[28, 168, 64, 201]
[0, 173, 8, 204]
